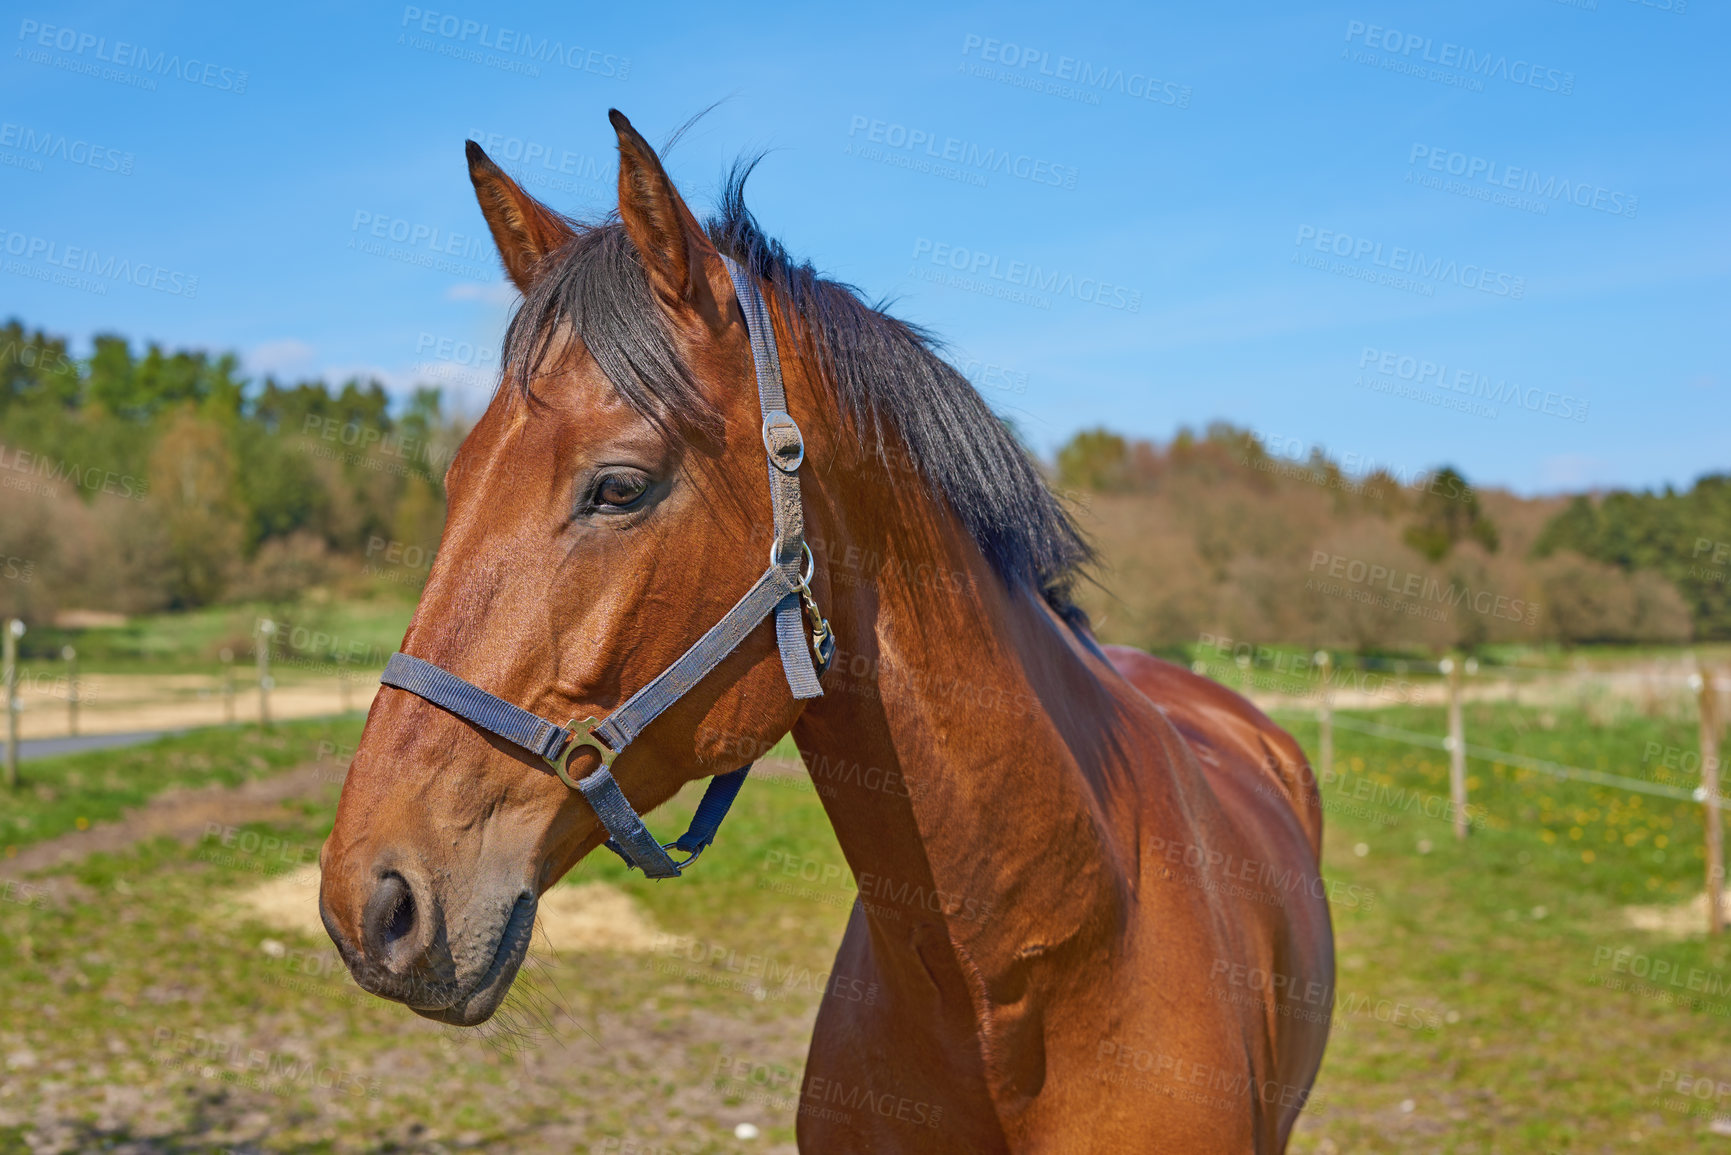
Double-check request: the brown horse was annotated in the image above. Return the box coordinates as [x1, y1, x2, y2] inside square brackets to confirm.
[319, 109, 1333, 1152]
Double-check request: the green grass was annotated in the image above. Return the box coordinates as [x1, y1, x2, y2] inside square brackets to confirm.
[2, 717, 365, 856]
[1275, 701, 1731, 1152]
[0, 728, 843, 1153]
[5, 707, 1731, 1150]
[1282, 700, 1711, 907]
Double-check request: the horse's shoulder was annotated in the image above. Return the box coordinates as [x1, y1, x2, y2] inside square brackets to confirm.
[1100, 644, 1323, 860]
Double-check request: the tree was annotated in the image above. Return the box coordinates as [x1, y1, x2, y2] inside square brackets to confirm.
[147, 409, 245, 606]
[1403, 466, 1498, 561]
[1057, 428, 1131, 492]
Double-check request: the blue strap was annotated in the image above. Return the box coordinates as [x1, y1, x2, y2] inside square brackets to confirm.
[672, 766, 751, 854]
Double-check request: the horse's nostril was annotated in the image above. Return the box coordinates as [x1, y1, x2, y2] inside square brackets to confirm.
[386, 884, 415, 942]
[363, 872, 419, 964]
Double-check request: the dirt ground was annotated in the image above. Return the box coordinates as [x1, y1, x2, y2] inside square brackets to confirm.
[10, 672, 381, 740]
[0, 753, 826, 1153]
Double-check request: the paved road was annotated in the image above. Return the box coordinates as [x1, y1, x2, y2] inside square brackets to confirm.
[5, 729, 181, 761]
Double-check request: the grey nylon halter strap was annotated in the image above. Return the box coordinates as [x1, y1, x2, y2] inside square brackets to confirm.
[377, 254, 833, 879]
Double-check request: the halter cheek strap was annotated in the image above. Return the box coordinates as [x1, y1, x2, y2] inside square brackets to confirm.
[378, 255, 834, 880]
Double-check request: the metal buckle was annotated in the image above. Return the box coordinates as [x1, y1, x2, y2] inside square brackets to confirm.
[761, 410, 804, 473]
[547, 715, 616, 790]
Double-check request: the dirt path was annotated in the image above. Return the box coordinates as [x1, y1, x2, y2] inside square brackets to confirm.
[11, 673, 381, 740]
[0, 760, 343, 885]
[0, 755, 808, 887]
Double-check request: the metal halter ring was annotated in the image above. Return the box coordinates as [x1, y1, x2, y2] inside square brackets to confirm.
[769, 539, 817, 587]
[547, 716, 617, 790]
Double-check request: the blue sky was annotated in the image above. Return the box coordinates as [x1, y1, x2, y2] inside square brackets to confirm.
[2, 0, 1724, 495]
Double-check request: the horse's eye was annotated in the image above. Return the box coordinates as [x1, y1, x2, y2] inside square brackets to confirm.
[594, 472, 650, 510]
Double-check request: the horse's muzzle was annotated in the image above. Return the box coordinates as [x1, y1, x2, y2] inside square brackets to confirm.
[320, 860, 534, 1024]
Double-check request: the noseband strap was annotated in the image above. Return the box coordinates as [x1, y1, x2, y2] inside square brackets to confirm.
[377, 255, 833, 880]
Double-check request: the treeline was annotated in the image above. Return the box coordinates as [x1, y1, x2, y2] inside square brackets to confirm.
[1056, 425, 1707, 653]
[1, 317, 1719, 655]
[0, 319, 462, 621]
[1534, 482, 1731, 641]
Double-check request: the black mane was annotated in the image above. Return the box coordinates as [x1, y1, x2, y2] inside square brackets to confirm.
[500, 163, 1093, 627]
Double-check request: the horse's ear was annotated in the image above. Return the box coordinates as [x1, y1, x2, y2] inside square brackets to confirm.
[466, 140, 576, 293]
[609, 109, 727, 332]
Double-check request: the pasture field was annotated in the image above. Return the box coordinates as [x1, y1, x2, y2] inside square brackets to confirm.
[1, 700, 1728, 1152]
[17, 599, 416, 676]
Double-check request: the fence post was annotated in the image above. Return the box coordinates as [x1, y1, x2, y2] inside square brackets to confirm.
[4, 619, 23, 788]
[1314, 651, 1333, 782]
[62, 645, 77, 737]
[1693, 666, 1724, 936]
[256, 620, 275, 728]
[1443, 655, 1468, 841]
[220, 647, 235, 724]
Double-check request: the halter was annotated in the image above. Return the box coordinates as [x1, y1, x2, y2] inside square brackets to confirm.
[377, 256, 835, 879]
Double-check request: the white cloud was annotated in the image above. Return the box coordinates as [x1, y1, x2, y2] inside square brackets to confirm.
[246, 338, 317, 377]
[1540, 454, 1609, 490]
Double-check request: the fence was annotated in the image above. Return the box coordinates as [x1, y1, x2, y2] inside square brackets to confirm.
[1298, 653, 1731, 936]
[0, 617, 379, 768]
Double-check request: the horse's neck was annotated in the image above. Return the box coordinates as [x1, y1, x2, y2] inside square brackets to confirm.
[791, 495, 1133, 984]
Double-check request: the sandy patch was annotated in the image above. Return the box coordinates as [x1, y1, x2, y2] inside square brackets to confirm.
[1620, 892, 1731, 938]
[233, 865, 661, 953]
